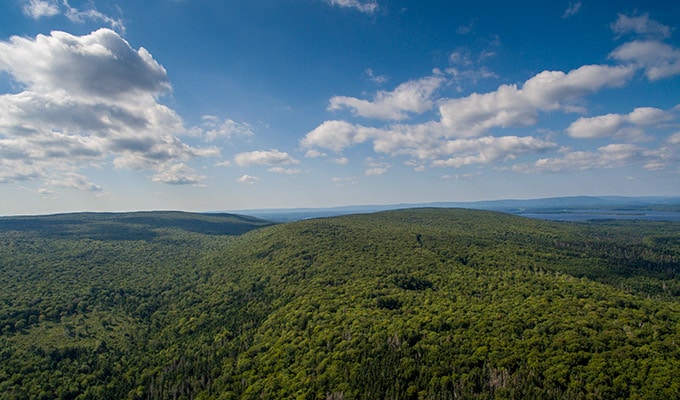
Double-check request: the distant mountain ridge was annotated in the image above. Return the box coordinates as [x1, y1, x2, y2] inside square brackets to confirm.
[234, 195, 680, 221]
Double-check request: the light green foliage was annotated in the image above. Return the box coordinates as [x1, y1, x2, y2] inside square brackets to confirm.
[0, 209, 679, 399]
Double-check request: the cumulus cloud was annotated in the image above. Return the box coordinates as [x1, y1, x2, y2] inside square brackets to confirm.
[236, 174, 259, 184]
[303, 61, 642, 171]
[301, 120, 374, 152]
[0, 29, 169, 99]
[512, 143, 666, 173]
[610, 13, 672, 40]
[609, 40, 680, 80]
[567, 107, 673, 141]
[325, 0, 378, 14]
[22, 0, 125, 33]
[328, 75, 445, 120]
[234, 149, 299, 167]
[302, 120, 556, 169]
[0, 29, 218, 188]
[151, 163, 207, 185]
[299, 12, 680, 178]
[194, 115, 254, 141]
[439, 64, 634, 137]
[607, 14, 680, 80]
[45, 171, 103, 192]
[23, 0, 59, 18]
[304, 149, 326, 158]
[431, 136, 556, 167]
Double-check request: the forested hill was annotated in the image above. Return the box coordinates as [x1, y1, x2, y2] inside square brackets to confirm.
[0, 211, 272, 240]
[1, 209, 679, 399]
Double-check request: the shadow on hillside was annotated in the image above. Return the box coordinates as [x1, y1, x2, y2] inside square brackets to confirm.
[0, 212, 271, 241]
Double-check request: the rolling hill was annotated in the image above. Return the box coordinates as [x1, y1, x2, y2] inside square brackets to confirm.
[236, 195, 680, 222]
[0, 209, 679, 399]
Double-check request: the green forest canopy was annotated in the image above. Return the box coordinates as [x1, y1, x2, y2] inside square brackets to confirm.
[0, 209, 678, 399]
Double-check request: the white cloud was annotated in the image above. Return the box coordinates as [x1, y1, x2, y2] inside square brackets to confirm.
[151, 163, 207, 186]
[333, 157, 349, 165]
[445, 48, 498, 92]
[446, 66, 497, 89]
[513, 143, 663, 172]
[0, 29, 217, 187]
[628, 107, 674, 125]
[37, 187, 56, 196]
[562, 1, 582, 19]
[442, 172, 481, 180]
[449, 47, 498, 67]
[268, 166, 301, 174]
[449, 49, 473, 66]
[365, 167, 388, 176]
[45, 171, 102, 191]
[609, 40, 680, 80]
[23, 0, 59, 19]
[0, 29, 169, 100]
[566, 107, 673, 141]
[328, 75, 445, 120]
[404, 160, 426, 172]
[302, 37, 676, 175]
[365, 69, 388, 84]
[301, 120, 373, 152]
[439, 64, 634, 137]
[304, 149, 326, 158]
[431, 136, 557, 168]
[325, 0, 378, 14]
[669, 132, 680, 144]
[303, 120, 556, 170]
[194, 115, 255, 141]
[364, 159, 390, 176]
[368, 122, 447, 159]
[610, 13, 672, 40]
[0, 151, 43, 183]
[236, 174, 259, 184]
[332, 176, 358, 186]
[63, 1, 125, 33]
[234, 149, 299, 166]
[22, 0, 125, 33]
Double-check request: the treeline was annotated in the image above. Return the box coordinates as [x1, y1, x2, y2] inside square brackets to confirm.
[0, 209, 679, 399]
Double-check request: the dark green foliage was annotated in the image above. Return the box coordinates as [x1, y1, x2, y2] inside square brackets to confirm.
[1, 208, 679, 399]
[376, 296, 403, 309]
[393, 274, 434, 291]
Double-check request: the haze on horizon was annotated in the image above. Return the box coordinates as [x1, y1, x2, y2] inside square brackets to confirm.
[1, 0, 679, 215]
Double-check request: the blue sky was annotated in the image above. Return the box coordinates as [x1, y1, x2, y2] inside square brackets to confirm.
[1, 0, 679, 214]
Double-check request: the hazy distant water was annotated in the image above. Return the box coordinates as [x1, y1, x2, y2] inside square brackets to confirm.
[515, 210, 680, 222]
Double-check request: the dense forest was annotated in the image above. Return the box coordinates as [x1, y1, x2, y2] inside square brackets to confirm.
[0, 209, 679, 399]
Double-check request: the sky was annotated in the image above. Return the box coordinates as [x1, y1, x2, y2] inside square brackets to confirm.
[1, 0, 679, 215]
